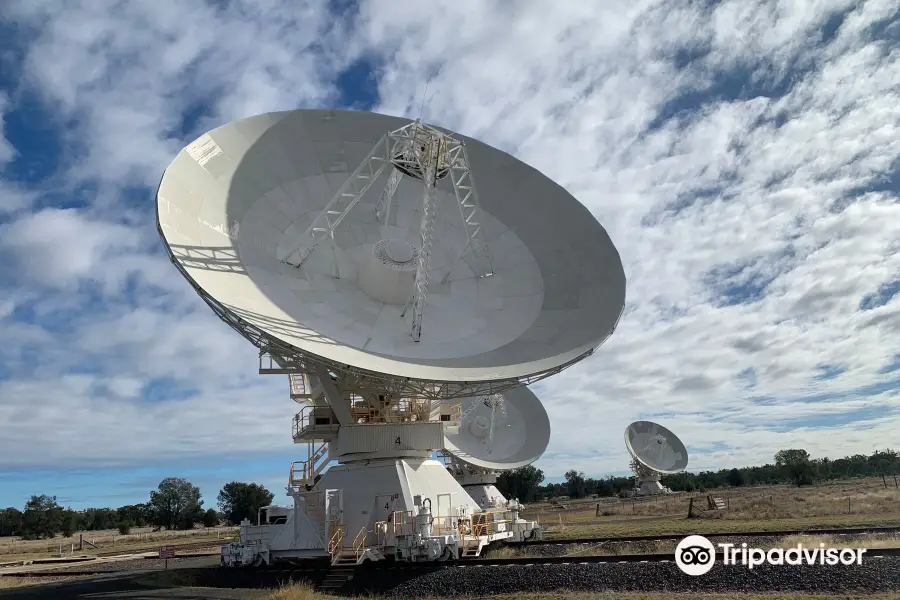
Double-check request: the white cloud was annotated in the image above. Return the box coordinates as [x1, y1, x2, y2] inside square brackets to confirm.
[0, 92, 37, 214]
[0, 92, 15, 164]
[0, 0, 898, 487]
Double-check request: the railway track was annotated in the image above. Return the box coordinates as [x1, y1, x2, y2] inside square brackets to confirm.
[90, 539, 230, 557]
[517, 525, 900, 546]
[3, 525, 897, 577]
[7, 547, 900, 577]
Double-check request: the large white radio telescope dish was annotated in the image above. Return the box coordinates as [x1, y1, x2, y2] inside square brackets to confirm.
[624, 421, 689, 474]
[443, 386, 550, 471]
[156, 110, 626, 393]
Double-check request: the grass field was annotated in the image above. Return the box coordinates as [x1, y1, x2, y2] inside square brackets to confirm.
[0, 575, 90, 589]
[532, 477, 900, 539]
[485, 531, 900, 560]
[0, 526, 237, 562]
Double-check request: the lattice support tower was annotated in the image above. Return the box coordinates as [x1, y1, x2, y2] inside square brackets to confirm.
[375, 167, 402, 224]
[443, 143, 493, 281]
[400, 130, 441, 342]
[279, 135, 392, 270]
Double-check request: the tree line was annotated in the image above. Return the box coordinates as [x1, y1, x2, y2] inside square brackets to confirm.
[497, 448, 899, 502]
[0, 478, 276, 540]
[3, 448, 896, 539]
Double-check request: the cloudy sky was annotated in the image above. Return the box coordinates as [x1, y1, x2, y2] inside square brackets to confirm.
[0, 0, 898, 511]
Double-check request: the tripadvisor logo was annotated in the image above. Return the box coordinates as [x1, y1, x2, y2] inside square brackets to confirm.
[675, 535, 868, 576]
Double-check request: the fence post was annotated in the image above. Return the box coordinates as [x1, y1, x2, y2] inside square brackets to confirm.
[688, 497, 694, 518]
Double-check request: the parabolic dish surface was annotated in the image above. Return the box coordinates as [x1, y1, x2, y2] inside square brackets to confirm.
[156, 109, 626, 383]
[625, 420, 689, 474]
[443, 386, 550, 470]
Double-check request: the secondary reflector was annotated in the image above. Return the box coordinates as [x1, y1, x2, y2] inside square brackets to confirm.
[443, 386, 550, 470]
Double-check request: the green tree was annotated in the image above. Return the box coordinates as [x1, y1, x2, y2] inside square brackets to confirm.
[149, 478, 204, 530]
[495, 465, 545, 503]
[59, 509, 78, 537]
[0, 508, 23, 537]
[22, 495, 63, 540]
[202, 508, 219, 528]
[82, 508, 118, 531]
[117, 504, 152, 528]
[564, 469, 587, 499]
[217, 482, 274, 526]
[726, 468, 745, 487]
[775, 449, 814, 486]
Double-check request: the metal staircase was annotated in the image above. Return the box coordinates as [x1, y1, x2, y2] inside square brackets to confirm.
[289, 442, 329, 488]
[319, 564, 356, 593]
[289, 373, 311, 401]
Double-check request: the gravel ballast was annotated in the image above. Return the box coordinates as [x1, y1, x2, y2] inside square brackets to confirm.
[519, 532, 900, 557]
[21, 539, 900, 596]
[377, 557, 900, 596]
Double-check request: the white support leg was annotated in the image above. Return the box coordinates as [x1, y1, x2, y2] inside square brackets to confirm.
[375, 167, 402, 225]
[279, 135, 391, 268]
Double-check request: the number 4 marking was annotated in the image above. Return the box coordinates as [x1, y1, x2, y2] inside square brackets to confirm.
[395, 436, 401, 445]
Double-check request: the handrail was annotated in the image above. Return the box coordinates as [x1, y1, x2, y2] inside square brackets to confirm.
[353, 526, 367, 559]
[288, 442, 329, 487]
[392, 510, 412, 536]
[328, 527, 344, 561]
[289, 373, 310, 399]
[293, 406, 341, 438]
[374, 521, 387, 547]
[292, 405, 313, 438]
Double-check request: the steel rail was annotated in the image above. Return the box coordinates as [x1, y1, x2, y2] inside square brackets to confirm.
[8, 547, 900, 578]
[6, 525, 897, 570]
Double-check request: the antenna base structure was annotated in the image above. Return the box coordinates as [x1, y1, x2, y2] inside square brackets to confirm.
[157, 109, 628, 567]
[220, 369, 546, 568]
[444, 459, 509, 511]
[624, 421, 689, 497]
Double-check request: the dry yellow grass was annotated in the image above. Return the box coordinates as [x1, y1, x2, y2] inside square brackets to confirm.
[545, 513, 900, 539]
[266, 582, 333, 600]
[0, 575, 88, 589]
[487, 532, 900, 560]
[531, 477, 900, 539]
[261, 582, 900, 600]
[0, 526, 238, 562]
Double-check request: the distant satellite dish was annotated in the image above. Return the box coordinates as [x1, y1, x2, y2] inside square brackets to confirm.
[624, 421, 689, 474]
[443, 386, 550, 471]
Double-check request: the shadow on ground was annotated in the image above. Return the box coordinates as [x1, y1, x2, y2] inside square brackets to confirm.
[0, 571, 275, 600]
